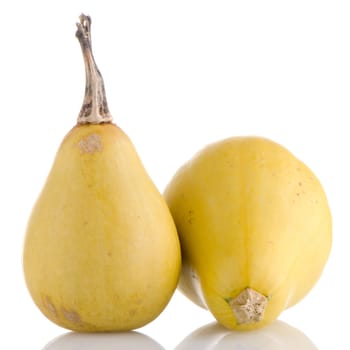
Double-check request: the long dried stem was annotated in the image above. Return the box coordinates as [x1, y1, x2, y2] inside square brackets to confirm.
[76, 14, 112, 124]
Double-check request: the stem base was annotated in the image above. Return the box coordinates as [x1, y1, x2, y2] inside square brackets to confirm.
[228, 287, 268, 325]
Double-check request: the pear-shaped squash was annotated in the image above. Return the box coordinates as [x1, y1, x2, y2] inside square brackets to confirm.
[164, 136, 331, 330]
[23, 14, 181, 332]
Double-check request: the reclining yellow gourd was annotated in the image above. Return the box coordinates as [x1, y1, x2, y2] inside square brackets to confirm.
[164, 136, 332, 330]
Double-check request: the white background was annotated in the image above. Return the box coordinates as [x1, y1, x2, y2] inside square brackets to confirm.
[1, 1, 349, 349]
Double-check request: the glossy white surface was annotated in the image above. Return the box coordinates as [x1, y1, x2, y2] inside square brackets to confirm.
[175, 321, 317, 350]
[43, 331, 165, 350]
[1, 1, 349, 349]
[41, 320, 317, 350]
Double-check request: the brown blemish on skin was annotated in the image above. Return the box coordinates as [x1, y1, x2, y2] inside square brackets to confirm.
[42, 295, 58, 318]
[79, 133, 102, 154]
[62, 308, 83, 325]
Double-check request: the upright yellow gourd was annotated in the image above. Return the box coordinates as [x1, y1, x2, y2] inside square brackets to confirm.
[23, 14, 181, 332]
[164, 136, 332, 330]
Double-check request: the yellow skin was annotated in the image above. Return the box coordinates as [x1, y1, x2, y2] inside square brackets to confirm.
[23, 124, 181, 331]
[164, 136, 332, 330]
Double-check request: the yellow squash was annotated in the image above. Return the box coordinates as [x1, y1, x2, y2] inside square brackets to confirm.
[164, 136, 332, 330]
[23, 15, 181, 332]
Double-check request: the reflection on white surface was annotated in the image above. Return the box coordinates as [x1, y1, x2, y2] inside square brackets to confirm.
[42, 331, 165, 350]
[175, 320, 318, 350]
